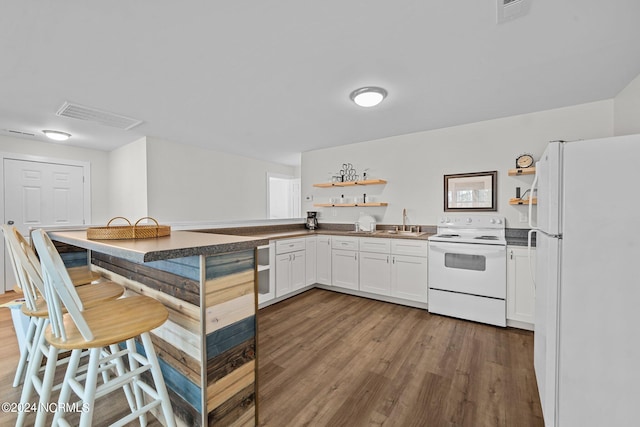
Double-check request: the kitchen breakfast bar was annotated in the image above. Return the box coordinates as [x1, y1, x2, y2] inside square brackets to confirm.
[48, 229, 269, 427]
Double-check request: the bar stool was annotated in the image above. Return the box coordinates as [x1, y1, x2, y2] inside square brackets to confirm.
[2, 226, 125, 427]
[2, 229, 110, 387]
[32, 229, 177, 427]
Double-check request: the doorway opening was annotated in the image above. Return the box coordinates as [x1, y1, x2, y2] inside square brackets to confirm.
[267, 173, 301, 219]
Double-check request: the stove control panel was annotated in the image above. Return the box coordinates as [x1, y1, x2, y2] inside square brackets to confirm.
[438, 214, 505, 229]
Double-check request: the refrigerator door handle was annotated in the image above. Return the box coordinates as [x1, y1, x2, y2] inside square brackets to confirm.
[528, 166, 539, 230]
[527, 228, 536, 289]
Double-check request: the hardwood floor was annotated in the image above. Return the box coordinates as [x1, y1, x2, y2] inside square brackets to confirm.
[1, 289, 543, 426]
[257, 289, 543, 427]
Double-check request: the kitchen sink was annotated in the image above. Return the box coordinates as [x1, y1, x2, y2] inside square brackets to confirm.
[381, 230, 429, 236]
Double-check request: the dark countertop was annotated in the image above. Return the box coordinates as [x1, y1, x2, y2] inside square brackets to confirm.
[49, 230, 269, 263]
[200, 225, 434, 242]
[199, 223, 535, 246]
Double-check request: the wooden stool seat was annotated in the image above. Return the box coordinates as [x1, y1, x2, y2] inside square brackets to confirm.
[45, 296, 168, 350]
[20, 281, 124, 318]
[67, 266, 102, 285]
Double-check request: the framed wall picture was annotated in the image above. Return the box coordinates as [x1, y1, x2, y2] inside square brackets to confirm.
[444, 171, 497, 211]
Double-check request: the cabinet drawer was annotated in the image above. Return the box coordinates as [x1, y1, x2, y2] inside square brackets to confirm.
[391, 240, 428, 257]
[331, 236, 359, 251]
[276, 238, 306, 254]
[359, 237, 391, 254]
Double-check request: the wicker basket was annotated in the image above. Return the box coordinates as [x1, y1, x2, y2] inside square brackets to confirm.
[87, 217, 171, 240]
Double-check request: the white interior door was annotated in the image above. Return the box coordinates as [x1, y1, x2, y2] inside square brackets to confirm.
[3, 158, 87, 292]
[267, 174, 301, 219]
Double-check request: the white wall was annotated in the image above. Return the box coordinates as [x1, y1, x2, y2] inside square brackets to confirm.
[301, 100, 614, 229]
[614, 72, 640, 136]
[0, 134, 111, 223]
[108, 137, 148, 220]
[145, 137, 297, 222]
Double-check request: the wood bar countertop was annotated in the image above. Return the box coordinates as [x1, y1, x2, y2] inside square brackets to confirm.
[49, 230, 269, 263]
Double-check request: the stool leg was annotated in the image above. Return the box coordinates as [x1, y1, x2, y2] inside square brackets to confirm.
[16, 317, 47, 427]
[34, 343, 60, 427]
[141, 332, 176, 427]
[126, 338, 148, 426]
[52, 348, 82, 427]
[13, 316, 37, 387]
[78, 347, 101, 427]
[109, 343, 139, 415]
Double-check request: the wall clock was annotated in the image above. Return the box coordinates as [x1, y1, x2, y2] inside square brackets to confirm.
[516, 154, 535, 168]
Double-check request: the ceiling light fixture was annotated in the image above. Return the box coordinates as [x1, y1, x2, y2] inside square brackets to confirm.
[42, 130, 71, 141]
[350, 86, 387, 107]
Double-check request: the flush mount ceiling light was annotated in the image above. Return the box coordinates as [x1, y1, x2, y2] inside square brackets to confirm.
[42, 130, 71, 141]
[350, 87, 387, 107]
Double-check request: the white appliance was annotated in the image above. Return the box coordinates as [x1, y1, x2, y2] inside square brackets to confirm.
[529, 135, 640, 427]
[428, 214, 507, 327]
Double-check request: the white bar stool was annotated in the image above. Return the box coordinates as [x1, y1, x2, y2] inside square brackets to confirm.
[32, 229, 177, 427]
[2, 225, 125, 427]
[6, 227, 105, 388]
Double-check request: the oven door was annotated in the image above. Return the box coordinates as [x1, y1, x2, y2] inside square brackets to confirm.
[428, 241, 506, 299]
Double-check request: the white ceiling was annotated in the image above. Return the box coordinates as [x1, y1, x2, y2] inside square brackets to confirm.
[1, 1, 639, 166]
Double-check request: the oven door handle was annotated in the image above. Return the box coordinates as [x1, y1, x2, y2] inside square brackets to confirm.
[429, 242, 506, 255]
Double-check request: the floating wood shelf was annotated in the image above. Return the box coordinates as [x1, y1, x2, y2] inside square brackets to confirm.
[313, 179, 387, 188]
[313, 202, 388, 207]
[509, 198, 537, 205]
[508, 167, 536, 176]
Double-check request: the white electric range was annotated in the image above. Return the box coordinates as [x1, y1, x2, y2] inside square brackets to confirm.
[428, 214, 507, 327]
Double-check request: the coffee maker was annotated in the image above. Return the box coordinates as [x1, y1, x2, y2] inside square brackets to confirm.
[306, 211, 318, 230]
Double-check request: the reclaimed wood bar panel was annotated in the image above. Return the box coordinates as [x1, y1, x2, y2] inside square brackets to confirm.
[205, 250, 257, 427]
[48, 230, 264, 427]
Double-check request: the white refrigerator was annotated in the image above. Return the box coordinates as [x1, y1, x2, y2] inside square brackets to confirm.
[530, 135, 640, 427]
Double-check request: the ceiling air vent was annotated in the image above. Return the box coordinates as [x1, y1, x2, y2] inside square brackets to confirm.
[3, 129, 36, 137]
[497, 0, 531, 24]
[56, 102, 143, 130]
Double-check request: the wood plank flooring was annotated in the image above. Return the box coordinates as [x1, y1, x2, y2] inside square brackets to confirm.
[257, 289, 543, 427]
[1, 289, 544, 426]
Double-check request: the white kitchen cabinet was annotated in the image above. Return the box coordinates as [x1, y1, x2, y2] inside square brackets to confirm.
[359, 237, 391, 254]
[290, 251, 306, 291]
[390, 239, 428, 257]
[316, 235, 332, 285]
[275, 238, 306, 297]
[507, 246, 535, 328]
[331, 236, 359, 290]
[332, 249, 359, 290]
[360, 251, 391, 295]
[391, 254, 428, 302]
[305, 236, 317, 286]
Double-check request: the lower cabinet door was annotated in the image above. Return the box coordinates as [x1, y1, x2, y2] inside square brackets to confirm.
[275, 254, 292, 297]
[316, 236, 332, 285]
[507, 246, 535, 324]
[305, 237, 317, 286]
[290, 251, 306, 291]
[331, 249, 359, 290]
[391, 255, 428, 302]
[359, 252, 391, 296]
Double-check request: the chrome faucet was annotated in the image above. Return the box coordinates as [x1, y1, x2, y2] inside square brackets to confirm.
[402, 208, 407, 231]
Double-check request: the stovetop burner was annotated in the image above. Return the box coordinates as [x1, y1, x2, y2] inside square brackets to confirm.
[429, 214, 507, 246]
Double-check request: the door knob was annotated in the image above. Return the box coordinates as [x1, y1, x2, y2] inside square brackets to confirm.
[7, 220, 14, 225]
